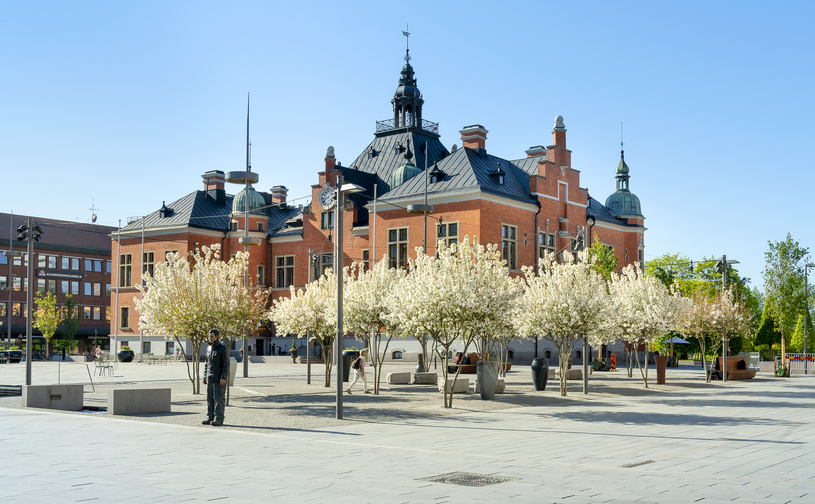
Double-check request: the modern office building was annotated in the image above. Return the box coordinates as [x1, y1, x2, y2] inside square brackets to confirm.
[0, 212, 115, 355]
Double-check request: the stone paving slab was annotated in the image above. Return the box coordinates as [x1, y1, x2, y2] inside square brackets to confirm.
[1, 362, 814, 502]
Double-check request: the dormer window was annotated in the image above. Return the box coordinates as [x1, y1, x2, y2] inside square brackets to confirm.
[429, 162, 445, 184]
[394, 143, 405, 155]
[368, 147, 377, 159]
[159, 201, 174, 218]
[490, 161, 506, 185]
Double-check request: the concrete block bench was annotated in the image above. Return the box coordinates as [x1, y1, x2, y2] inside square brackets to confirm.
[108, 388, 171, 415]
[412, 372, 438, 385]
[555, 369, 583, 380]
[438, 377, 469, 394]
[475, 378, 505, 394]
[387, 372, 412, 384]
[24, 384, 84, 411]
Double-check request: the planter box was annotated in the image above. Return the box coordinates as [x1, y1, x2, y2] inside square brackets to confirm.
[387, 372, 412, 384]
[438, 377, 469, 394]
[24, 384, 83, 411]
[109, 388, 171, 415]
[412, 372, 438, 385]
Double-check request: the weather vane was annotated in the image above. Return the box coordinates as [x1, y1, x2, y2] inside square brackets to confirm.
[402, 24, 410, 62]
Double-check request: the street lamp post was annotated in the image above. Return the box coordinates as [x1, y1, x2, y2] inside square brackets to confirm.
[805, 263, 815, 375]
[17, 217, 43, 385]
[716, 255, 739, 382]
[333, 174, 365, 420]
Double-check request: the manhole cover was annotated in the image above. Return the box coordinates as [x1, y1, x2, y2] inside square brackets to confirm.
[419, 472, 518, 487]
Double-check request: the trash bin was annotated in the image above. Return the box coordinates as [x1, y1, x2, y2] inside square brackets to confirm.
[342, 351, 360, 382]
[655, 355, 669, 384]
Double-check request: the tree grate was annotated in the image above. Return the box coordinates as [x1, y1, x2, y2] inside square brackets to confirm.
[419, 472, 518, 487]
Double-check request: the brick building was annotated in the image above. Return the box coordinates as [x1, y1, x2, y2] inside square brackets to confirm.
[0, 212, 115, 355]
[111, 49, 645, 361]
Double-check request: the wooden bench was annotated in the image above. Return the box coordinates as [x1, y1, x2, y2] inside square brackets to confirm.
[448, 353, 512, 374]
[717, 356, 757, 380]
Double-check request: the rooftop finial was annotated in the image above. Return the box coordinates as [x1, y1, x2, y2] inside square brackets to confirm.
[402, 24, 411, 63]
[246, 92, 251, 172]
[620, 121, 624, 159]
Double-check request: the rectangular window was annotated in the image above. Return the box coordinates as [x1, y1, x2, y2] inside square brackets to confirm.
[61, 280, 69, 294]
[106, 260, 111, 274]
[94, 260, 102, 272]
[93, 306, 101, 321]
[13, 277, 26, 292]
[13, 303, 26, 318]
[0, 253, 6, 265]
[38, 254, 57, 268]
[312, 253, 333, 279]
[61, 257, 70, 269]
[538, 232, 556, 259]
[120, 307, 129, 328]
[85, 259, 93, 271]
[71, 281, 79, 296]
[320, 211, 334, 230]
[84, 306, 92, 320]
[502, 225, 518, 270]
[48, 280, 56, 294]
[94, 283, 101, 296]
[361, 250, 369, 272]
[84, 282, 92, 296]
[143, 341, 151, 354]
[37, 278, 46, 292]
[437, 222, 459, 249]
[119, 254, 132, 287]
[0, 275, 6, 289]
[106, 283, 111, 296]
[388, 228, 409, 269]
[0, 301, 6, 318]
[276, 256, 295, 288]
[230, 221, 238, 232]
[257, 265, 265, 286]
[163, 250, 178, 264]
[143, 252, 154, 280]
[71, 258, 80, 270]
[166, 341, 174, 355]
[13, 253, 28, 267]
[257, 221, 264, 231]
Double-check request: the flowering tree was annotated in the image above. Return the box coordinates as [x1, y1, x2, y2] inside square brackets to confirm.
[516, 251, 613, 396]
[390, 238, 513, 407]
[33, 292, 61, 358]
[136, 245, 269, 393]
[706, 288, 751, 382]
[270, 269, 338, 387]
[609, 264, 689, 387]
[343, 258, 406, 394]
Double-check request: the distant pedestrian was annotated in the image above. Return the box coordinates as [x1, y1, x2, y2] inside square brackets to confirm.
[95, 346, 102, 360]
[346, 348, 370, 394]
[203, 329, 229, 426]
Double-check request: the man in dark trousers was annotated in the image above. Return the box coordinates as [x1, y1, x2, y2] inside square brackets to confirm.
[203, 328, 229, 426]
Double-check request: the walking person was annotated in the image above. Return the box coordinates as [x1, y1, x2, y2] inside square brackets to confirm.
[203, 329, 229, 426]
[346, 348, 370, 394]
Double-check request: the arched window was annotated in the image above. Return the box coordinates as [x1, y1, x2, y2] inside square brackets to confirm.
[392, 351, 402, 360]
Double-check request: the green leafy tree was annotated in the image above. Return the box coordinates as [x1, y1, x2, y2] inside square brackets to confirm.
[61, 294, 80, 354]
[33, 292, 61, 358]
[790, 313, 815, 353]
[763, 233, 810, 359]
[587, 234, 618, 283]
[754, 301, 781, 359]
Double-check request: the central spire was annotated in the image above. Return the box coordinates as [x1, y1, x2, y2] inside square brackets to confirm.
[392, 29, 423, 130]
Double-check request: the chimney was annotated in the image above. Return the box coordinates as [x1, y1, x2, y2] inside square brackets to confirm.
[459, 124, 488, 151]
[525, 145, 547, 158]
[202, 170, 225, 191]
[270, 185, 288, 206]
[552, 116, 566, 149]
[325, 145, 336, 171]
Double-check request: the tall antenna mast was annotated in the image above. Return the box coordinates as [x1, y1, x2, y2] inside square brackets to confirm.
[246, 93, 251, 172]
[620, 121, 624, 155]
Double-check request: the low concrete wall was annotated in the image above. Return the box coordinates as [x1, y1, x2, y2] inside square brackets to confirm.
[438, 377, 469, 394]
[387, 372, 412, 384]
[24, 384, 84, 411]
[412, 372, 438, 385]
[108, 388, 171, 416]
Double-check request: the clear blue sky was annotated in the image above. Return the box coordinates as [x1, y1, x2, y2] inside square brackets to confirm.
[2, 1, 813, 291]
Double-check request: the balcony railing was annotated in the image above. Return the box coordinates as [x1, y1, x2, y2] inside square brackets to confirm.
[376, 118, 439, 134]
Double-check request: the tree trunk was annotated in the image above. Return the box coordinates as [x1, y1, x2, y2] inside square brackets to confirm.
[558, 347, 569, 396]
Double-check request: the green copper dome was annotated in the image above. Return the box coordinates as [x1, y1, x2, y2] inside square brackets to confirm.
[390, 146, 422, 189]
[232, 184, 266, 215]
[605, 151, 643, 218]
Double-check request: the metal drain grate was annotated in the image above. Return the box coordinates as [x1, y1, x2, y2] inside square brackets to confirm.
[621, 459, 655, 468]
[419, 472, 518, 487]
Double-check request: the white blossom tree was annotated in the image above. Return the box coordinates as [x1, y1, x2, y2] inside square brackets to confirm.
[135, 245, 269, 393]
[343, 258, 406, 394]
[516, 251, 613, 396]
[269, 268, 339, 387]
[389, 238, 513, 407]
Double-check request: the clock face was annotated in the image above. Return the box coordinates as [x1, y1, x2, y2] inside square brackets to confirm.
[319, 185, 335, 209]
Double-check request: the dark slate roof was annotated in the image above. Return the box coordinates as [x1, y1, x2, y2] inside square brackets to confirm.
[0, 212, 116, 255]
[380, 147, 535, 206]
[346, 128, 449, 197]
[587, 195, 639, 227]
[122, 191, 234, 233]
[268, 205, 304, 238]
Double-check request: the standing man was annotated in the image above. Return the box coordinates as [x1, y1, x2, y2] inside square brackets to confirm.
[203, 329, 229, 426]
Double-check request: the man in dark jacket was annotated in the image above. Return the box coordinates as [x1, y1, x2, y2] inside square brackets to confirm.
[203, 328, 229, 426]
